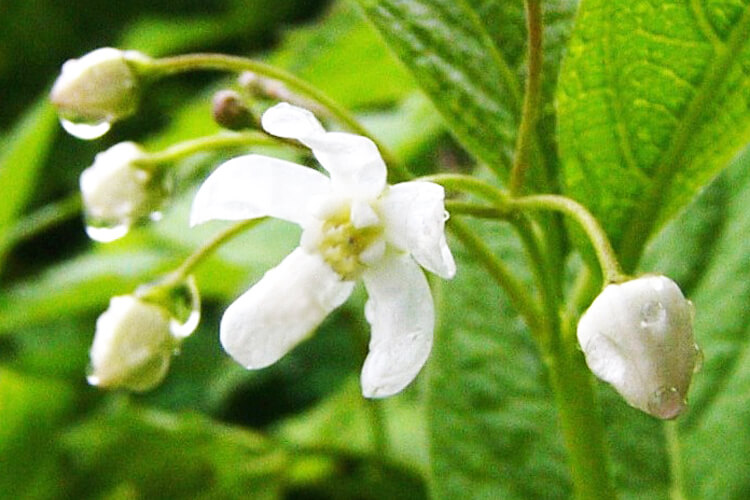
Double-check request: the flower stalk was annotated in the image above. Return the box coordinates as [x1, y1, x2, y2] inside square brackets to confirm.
[509, 0, 544, 195]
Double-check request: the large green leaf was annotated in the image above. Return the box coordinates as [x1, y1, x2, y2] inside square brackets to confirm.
[557, 0, 750, 270]
[352, 0, 577, 178]
[352, 0, 521, 171]
[426, 220, 571, 499]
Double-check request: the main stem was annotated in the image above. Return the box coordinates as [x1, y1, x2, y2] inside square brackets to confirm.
[509, 0, 543, 195]
[545, 333, 617, 499]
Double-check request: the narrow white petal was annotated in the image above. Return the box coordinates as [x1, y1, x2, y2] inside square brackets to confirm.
[304, 132, 387, 198]
[261, 102, 326, 140]
[260, 102, 386, 198]
[220, 248, 354, 369]
[360, 252, 434, 398]
[379, 181, 456, 279]
[190, 154, 330, 226]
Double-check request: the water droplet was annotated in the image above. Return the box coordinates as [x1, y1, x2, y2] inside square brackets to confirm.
[60, 118, 111, 140]
[86, 372, 101, 387]
[166, 276, 201, 338]
[693, 344, 704, 373]
[640, 300, 666, 328]
[648, 386, 686, 420]
[84, 218, 130, 242]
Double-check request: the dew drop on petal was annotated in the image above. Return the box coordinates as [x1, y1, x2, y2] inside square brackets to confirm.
[648, 386, 686, 420]
[693, 343, 704, 374]
[640, 300, 666, 328]
[61, 118, 111, 140]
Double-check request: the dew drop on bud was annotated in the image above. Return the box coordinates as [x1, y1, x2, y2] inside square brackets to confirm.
[648, 386, 686, 420]
[60, 118, 112, 140]
[640, 300, 666, 328]
[84, 218, 130, 242]
[166, 276, 201, 338]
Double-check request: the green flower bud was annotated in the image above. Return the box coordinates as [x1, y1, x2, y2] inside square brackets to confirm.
[577, 275, 699, 419]
[50, 48, 152, 134]
[79, 142, 169, 242]
[88, 295, 176, 392]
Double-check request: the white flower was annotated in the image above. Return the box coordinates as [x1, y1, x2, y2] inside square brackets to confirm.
[80, 142, 166, 241]
[191, 102, 456, 398]
[89, 295, 176, 392]
[577, 275, 699, 419]
[50, 47, 151, 125]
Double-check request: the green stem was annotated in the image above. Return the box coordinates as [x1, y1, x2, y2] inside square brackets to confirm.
[137, 131, 277, 169]
[146, 53, 409, 180]
[421, 173, 509, 205]
[448, 219, 543, 334]
[509, 194, 625, 284]
[510, 0, 544, 195]
[161, 218, 264, 289]
[665, 421, 687, 500]
[546, 336, 617, 500]
[444, 200, 510, 220]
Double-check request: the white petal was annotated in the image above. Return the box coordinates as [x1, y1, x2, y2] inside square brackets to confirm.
[379, 181, 456, 279]
[190, 154, 330, 226]
[261, 102, 326, 140]
[220, 248, 354, 369]
[304, 132, 387, 198]
[360, 252, 435, 398]
[260, 103, 386, 198]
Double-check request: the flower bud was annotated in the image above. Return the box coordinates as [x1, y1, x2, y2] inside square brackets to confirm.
[88, 295, 176, 392]
[80, 142, 167, 242]
[576, 275, 699, 419]
[50, 48, 151, 132]
[212, 90, 255, 130]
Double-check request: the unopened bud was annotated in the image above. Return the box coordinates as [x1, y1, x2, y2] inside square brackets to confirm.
[80, 142, 168, 242]
[51, 48, 152, 135]
[212, 90, 255, 130]
[577, 275, 699, 419]
[88, 295, 176, 392]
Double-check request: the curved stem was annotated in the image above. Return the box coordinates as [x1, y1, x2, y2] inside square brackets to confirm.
[146, 54, 408, 180]
[445, 200, 510, 220]
[421, 173, 509, 206]
[138, 131, 278, 169]
[510, 0, 544, 195]
[509, 194, 625, 284]
[160, 218, 264, 290]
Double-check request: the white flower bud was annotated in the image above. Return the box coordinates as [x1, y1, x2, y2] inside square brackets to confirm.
[577, 275, 699, 419]
[80, 142, 166, 241]
[88, 295, 175, 392]
[50, 47, 151, 127]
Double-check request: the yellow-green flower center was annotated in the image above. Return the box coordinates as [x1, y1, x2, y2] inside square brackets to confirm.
[316, 208, 382, 280]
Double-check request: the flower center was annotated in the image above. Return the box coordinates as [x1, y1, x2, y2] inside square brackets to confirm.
[315, 207, 383, 280]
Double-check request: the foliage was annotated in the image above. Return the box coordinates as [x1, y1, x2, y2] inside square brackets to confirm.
[1, 0, 748, 498]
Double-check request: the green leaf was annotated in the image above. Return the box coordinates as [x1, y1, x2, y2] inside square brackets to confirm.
[599, 146, 750, 498]
[0, 98, 58, 272]
[271, 2, 417, 108]
[426, 220, 570, 499]
[61, 401, 287, 499]
[352, 0, 521, 171]
[557, 0, 750, 270]
[0, 369, 76, 499]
